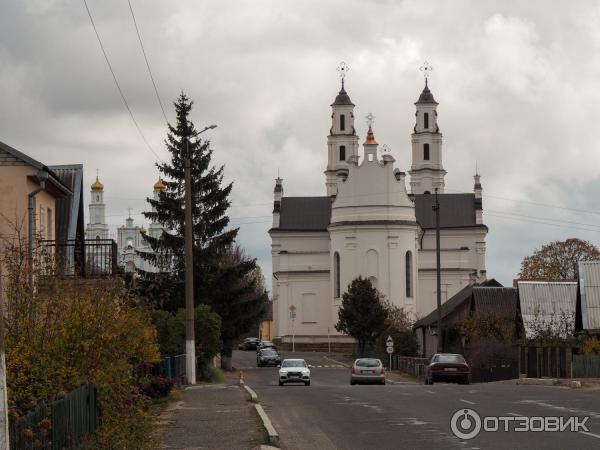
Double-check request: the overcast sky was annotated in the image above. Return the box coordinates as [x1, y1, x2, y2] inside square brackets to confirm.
[3, 0, 600, 291]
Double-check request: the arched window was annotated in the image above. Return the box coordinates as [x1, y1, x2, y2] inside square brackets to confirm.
[339, 145, 346, 161]
[96, 195, 100, 202]
[424, 112, 429, 129]
[334, 252, 341, 298]
[340, 114, 345, 131]
[424, 143, 430, 160]
[405, 251, 413, 297]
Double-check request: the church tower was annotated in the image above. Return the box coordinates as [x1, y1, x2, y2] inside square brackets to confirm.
[325, 63, 359, 196]
[85, 175, 109, 240]
[409, 78, 446, 194]
[148, 177, 165, 240]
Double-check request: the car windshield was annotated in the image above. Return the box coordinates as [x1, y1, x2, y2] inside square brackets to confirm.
[434, 354, 466, 364]
[261, 342, 274, 346]
[355, 359, 381, 367]
[281, 360, 307, 368]
[261, 350, 278, 356]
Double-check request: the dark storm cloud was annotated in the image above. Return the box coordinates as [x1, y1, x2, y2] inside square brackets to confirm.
[2, 0, 600, 290]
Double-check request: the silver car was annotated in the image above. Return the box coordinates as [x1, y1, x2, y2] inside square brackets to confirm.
[350, 358, 386, 385]
[278, 359, 312, 386]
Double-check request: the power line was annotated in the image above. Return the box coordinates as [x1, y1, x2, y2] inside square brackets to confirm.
[127, 0, 169, 124]
[82, 0, 163, 162]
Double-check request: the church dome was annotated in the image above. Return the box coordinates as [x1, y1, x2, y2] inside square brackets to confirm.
[415, 79, 438, 105]
[153, 177, 166, 192]
[91, 176, 104, 191]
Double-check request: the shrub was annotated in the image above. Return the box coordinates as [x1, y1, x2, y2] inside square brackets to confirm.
[582, 338, 600, 356]
[140, 376, 175, 398]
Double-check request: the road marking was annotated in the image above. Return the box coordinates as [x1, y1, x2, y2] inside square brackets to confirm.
[425, 390, 435, 394]
[580, 431, 600, 439]
[459, 399, 475, 405]
[506, 412, 521, 416]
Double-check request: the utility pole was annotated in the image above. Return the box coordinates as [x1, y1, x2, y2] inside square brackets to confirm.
[184, 137, 196, 385]
[0, 264, 8, 450]
[184, 125, 216, 385]
[433, 188, 443, 352]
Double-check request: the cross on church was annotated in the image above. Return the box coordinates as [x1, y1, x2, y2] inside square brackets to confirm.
[337, 62, 350, 89]
[420, 61, 434, 79]
[365, 112, 376, 127]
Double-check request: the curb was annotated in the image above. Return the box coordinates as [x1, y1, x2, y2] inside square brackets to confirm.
[323, 355, 350, 368]
[244, 384, 259, 403]
[255, 403, 280, 447]
[516, 378, 585, 389]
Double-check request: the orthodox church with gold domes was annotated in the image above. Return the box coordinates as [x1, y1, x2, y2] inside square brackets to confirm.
[269, 72, 488, 346]
[85, 174, 166, 274]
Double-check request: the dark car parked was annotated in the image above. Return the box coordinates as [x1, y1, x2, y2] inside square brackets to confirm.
[256, 341, 277, 353]
[425, 353, 471, 385]
[257, 348, 282, 367]
[238, 337, 260, 351]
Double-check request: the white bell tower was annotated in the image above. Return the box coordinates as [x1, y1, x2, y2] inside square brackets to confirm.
[325, 62, 359, 197]
[85, 175, 109, 240]
[409, 63, 446, 195]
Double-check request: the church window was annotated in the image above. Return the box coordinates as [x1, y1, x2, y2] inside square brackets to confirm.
[368, 276, 378, 289]
[406, 251, 413, 297]
[334, 252, 341, 298]
[339, 145, 346, 161]
[424, 143, 430, 160]
[96, 195, 100, 202]
[424, 112, 429, 129]
[340, 114, 345, 131]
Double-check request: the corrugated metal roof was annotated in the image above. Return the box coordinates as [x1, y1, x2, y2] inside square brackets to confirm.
[579, 261, 600, 331]
[278, 197, 332, 231]
[49, 165, 84, 241]
[414, 278, 503, 328]
[472, 287, 518, 319]
[517, 281, 577, 339]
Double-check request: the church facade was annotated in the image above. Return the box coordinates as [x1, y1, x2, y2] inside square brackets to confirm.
[269, 77, 488, 345]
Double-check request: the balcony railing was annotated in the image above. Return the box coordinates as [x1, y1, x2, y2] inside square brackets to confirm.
[39, 239, 118, 278]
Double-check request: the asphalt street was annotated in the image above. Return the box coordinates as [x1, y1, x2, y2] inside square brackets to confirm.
[234, 350, 600, 450]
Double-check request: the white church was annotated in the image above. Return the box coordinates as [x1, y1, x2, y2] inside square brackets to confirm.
[269, 71, 488, 346]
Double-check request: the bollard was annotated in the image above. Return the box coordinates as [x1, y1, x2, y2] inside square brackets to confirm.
[239, 370, 244, 384]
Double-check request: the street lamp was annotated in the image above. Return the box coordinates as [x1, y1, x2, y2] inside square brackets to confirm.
[184, 124, 216, 385]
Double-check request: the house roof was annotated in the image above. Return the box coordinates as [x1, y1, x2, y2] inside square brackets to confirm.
[578, 261, 600, 331]
[414, 193, 481, 229]
[49, 165, 84, 241]
[277, 197, 332, 231]
[413, 278, 503, 328]
[472, 287, 518, 319]
[275, 193, 483, 232]
[0, 140, 71, 196]
[517, 281, 577, 339]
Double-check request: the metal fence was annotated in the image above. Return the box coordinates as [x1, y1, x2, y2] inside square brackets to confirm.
[9, 383, 99, 450]
[39, 239, 118, 277]
[573, 355, 600, 378]
[395, 356, 430, 379]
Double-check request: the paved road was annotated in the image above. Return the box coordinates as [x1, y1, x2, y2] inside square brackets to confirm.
[233, 351, 600, 450]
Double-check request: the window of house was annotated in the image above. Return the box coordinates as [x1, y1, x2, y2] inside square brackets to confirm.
[46, 208, 52, 239]
[334, 252, 341, 298]
[424, 112, 429, 129]
[340, 114, 345, 131]
[424, 143, 430, 160]
[406, 251, 413, 297]
[339, 145, 346, 161]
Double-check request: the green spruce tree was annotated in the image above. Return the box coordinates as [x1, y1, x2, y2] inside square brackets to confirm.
[138, 92, 236, 311]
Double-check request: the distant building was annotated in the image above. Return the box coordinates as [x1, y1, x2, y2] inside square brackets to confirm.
[577, 261, 600, 336]
[269, 74, 488, 346]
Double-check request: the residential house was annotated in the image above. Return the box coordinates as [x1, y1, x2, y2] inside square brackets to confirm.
[577, 261, 600, 336]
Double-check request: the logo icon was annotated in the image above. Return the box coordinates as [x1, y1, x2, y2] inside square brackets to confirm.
[450, 408, 482, 440]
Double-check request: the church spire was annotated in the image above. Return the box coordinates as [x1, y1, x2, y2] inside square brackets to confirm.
[409, 62, 446, 194]
[325, 62, 359, 196]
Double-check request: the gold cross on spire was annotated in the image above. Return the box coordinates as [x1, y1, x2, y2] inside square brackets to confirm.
[336, 61, 350, 89]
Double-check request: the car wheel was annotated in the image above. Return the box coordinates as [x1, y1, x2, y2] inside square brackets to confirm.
[279, 381, 283, 386]
[381, 380, 386, 385]
[350, 380, 355, 385]
[465, 376, 471, 385]
[305, 381, 310, 386]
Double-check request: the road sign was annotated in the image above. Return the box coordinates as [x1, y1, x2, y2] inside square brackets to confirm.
[386, 345, 394, 354]
[386, 336, 394, 346]
[289, 311, 296, 319]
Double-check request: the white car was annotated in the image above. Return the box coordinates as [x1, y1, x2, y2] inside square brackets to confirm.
[278, 359, 312, 386]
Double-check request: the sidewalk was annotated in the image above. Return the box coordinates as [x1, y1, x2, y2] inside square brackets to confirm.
[159, 373, 265, 449]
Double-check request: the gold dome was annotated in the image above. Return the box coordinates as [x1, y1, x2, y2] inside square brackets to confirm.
[153, 177, 166, 192]
[91, 176, 104, 191]
[364, 125, 378, 145]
